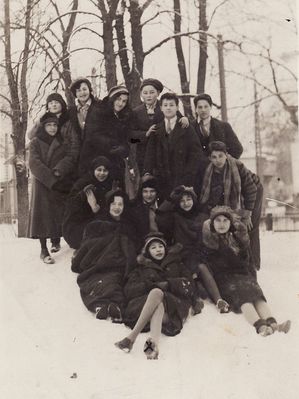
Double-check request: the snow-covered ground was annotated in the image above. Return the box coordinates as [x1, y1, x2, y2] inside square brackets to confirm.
[1, 227, 298, 399]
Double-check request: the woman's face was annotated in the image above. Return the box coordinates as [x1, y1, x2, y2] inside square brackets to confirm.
[148, 242, 165, 261]
[94, 165, 109, 182]
[113, 94, 128, 113]
[47, 100, 62, 115]
[213, 215, 231, 234]
[141, 85, 159, 106]
[179, 194, 194, 212]
[109, 196, 124, 219]
[75, 82, 91, 104]
[142, 187, 157, 204]
[44, 122, 58, 136]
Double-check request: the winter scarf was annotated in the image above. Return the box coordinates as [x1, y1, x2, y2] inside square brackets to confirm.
[199, 154, 241, 209]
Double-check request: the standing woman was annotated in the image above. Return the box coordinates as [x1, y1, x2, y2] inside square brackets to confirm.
[78, 85, 131, 184]
[28, 113, 75, 263]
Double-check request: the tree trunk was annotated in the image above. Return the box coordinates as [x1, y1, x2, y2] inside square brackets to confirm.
[173, 0, 192, 116]
[197, 0, 208, 94]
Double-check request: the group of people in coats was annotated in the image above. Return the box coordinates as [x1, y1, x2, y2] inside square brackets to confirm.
[27, 77, 290, 360]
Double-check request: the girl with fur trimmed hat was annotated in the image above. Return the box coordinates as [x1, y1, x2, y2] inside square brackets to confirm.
[115, 232, 195, 359]
[28, 113, 75, 263]
[71, 188, 137, 323]
[62, 156, 117, 249]
[202, 205, 291, 336]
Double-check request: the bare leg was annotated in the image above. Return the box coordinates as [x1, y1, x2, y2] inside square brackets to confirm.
[143, 302, 165, 360]
[254, 299, 272, 319]
[197, 263, 229, 312]
[115, 288, 164, 352]
[254, 300, 291, 333]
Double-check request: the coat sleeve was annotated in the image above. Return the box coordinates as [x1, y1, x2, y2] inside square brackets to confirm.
[53, 121, 79, 176]
[143, 134, 156, 175]
[238, 162, 257, 211]
[29, 139, 58, 189]
[183, 125, 203, 186]
[124, 270, 153, 300]
[224, 122, 243, 159]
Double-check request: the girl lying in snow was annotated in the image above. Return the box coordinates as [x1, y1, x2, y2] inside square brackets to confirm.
[115, 232, 194, 359]
[201, 205, 291, 336]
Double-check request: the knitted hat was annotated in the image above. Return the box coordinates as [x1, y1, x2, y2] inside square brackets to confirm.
[70, 77, 93, 96]
[193, 93, 212, 107]
[208, 140, 227, 154]
[210, 205, 236, 232]
[143, 232, 167, 255]
[140, 174, 158, 190]
[170, 185, 197, 206]
[108, 85, 129, 99]
[46, 93, 67, 113]
[40, 112, 59, 125]
[140, 78, 163, 93]
[91, 156, 113, 172]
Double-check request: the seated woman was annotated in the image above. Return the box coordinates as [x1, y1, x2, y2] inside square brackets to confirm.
[202, 205, 291, 336]
[71, 189, 137, 322]
[63, 156, 115, 250]
[115, 232, 194, 359]
[130, 174, 161, 251]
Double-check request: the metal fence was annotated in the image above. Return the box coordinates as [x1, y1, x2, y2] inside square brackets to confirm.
[261, 214, 299, 232]
[0, 213, 17, 224]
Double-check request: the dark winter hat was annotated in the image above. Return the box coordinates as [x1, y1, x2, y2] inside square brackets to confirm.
[140, 174, 158, 190]
[46, 93, 67, 113]
[193, 93, 213, 107]
[105, 188, 128, 208]
[108, 85, 129, 99]
[170, 185, 197, 206]
[70, 77, 93, 97]
[210, 205, 236, 232]
[40, 112, 59, 125]
[208, 141, 227, 154]
[140, 78, 163, 93]
[143, 232, 167, 255]
[91, 156, 113, 172]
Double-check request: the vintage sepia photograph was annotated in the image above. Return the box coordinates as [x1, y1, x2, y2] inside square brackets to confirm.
[0, 0, 298, 398]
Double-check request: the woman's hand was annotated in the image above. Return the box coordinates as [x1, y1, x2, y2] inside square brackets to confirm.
[145, 124, 157, 137]
[179, 117, 189, 128]
[86, 189, 100, 213]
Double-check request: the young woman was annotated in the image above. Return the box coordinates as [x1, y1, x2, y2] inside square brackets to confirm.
[28, 113, 75, 263]
[63, 156, 116, 249]
[71, 189, 137, 322]
[115, 232, 194, 359]
[78, 85, 131, 182]
[202, 205, 291, 336]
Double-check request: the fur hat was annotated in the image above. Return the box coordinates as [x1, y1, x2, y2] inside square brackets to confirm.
[209, 205, 236, 232]
[46, 93, 67, 113]
[91, 156, 113, 172]
[108, 85, 129, 99]
[70, 77, 93, 96]
[140, 174, 158, 190]
[193, 93, 212, 107]
[40, 112, 59, 125]
[143, 232, 167, 255]
[170, 185, 197, 206]
[208, 140, 227, 154]
[140, 78, 163, 93]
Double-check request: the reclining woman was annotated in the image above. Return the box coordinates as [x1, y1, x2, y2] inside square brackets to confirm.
[115, 232, 195, 359]
[71, 189, 137, 322]
[63, 156, 116, 250]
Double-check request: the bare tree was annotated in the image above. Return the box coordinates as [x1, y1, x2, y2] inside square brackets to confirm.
[2, 0, 33, 236]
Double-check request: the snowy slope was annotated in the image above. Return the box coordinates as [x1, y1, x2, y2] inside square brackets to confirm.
[0, 229, 298, 399]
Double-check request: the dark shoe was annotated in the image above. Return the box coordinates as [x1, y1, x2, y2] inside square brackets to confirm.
[40, 249, 55, 264]
[253, 318, 273, 337]
[267, 318, 291, 334]
[50, 243, 61, 253]
[95, 304, 108, 320]
[216, 299, 230, 313]
[143, 338, 159, 360]
[192, 298, 204, 315]
[108, 303, 122, 323]
[115, 337, 133, 353]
